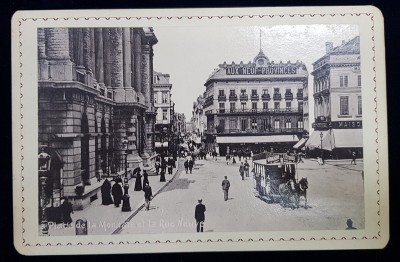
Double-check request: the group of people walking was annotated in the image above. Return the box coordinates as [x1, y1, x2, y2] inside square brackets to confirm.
[184, 156, 195, 174]
[155, 155, 176, 182]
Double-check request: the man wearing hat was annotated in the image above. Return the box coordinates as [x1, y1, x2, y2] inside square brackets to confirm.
[221, 176, 230, 201]
[194, 199, 206, 232]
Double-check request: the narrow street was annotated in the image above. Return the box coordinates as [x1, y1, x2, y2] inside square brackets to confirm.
[119, 157, 364, 234]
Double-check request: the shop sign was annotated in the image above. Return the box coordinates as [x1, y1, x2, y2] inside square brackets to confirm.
[332, 121, 362, 129]
[226, 66, 297, 75]
[312, 122, 330, 130]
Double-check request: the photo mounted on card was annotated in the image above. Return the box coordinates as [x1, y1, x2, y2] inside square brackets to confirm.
[12, 6, 389, 255]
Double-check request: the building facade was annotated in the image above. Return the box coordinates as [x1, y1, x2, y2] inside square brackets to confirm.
[38, 27, 157, 210]
[204, 50, 308, 156]
[306, 36, 362, 158]
[191, 95, 207, 144]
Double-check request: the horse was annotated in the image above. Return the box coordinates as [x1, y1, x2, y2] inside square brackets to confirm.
[278, 180, 297, 209]
[293, 177, 308, 209]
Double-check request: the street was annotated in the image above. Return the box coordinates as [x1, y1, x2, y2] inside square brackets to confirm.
[119, 157, 364, 234]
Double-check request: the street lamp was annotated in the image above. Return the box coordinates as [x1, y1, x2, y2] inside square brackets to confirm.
[319, 132, 324, 163]
[38, 146, 51, 235]
[122, 137, 129, 184]
[121, 137, 131, 212]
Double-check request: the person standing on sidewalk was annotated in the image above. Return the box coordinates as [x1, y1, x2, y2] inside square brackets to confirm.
[142, 170, 149, 189]
[188, 158, 194, 174]
[226, 153, 230, 165]
[351, 151, 357, 165]
[134, 169, 143, 191]
[143, 183, 153, 211]
[244, 160, 250, 177]
[222, 176, 230, 201]
[239, 162, 245, 180]
[168, 156, 174, 175]
[194, 199, 206, 232]
[111, 181, 123, 208]
[184, 158, 189, 174]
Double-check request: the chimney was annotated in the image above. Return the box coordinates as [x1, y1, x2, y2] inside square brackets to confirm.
[325, 42, 333, 54]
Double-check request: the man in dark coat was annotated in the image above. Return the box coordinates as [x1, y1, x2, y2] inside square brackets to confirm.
[160, 170, 166, 182]
[143, 183, 153, 211]
[142, 170, 149, 189]
[60, 197, 73, 226]
[167, 157, 174, 175]
[239, 163, 245, 180]
[222, 176, 230, 201]
[188, 158, 194, 174]
[244, 160, 250, 177]
[184, 159, 189, 174]
[161, 157, 167, 174]
[111, 181, 123, 207]
[194, 199, 206, 232]
[100, 179, 113, 205]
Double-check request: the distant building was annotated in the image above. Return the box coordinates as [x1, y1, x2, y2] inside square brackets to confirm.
[203, 49, 308, 156]
[306, 36, 362, 158]
[174, 113, 186, 135]
[191, 95, 207, 144]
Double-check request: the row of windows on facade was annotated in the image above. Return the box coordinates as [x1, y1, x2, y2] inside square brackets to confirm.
[339, 96, 362, 116]
[218, 118, 304, 131]
[218, 101, 303, 111]
[218, 88, 303, 97]
[314, 75, 361, 93]
[154, 92, 170, 104]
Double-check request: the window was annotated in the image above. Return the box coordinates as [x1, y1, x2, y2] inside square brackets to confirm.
[262, 119, 269, 131]
[154, 94, 158, 104]
[219, 103, 225, 113]
[241, 89, 246, 95]
[162, 109, 168, 120]
[340, 96, 349, 115]
[241, 102, 246, 110]
[298, 101, 303, 112]
[274, 102, 280, 110]
[286, 102, 291, 111]
[251, 119, 257, 130]
[230, 90, 235, 96]
[229, 119, 236, 130]
[274, 88, 279, 94]
[241, 119, 247, 131]
[285, 120, 292, 129]
[286, 88, 291, 94]
[252, 102, 257, 111]
[358, 96, 362, 115]
[262, 89, 268, 95]
[252, 89, 257, 96]
[219, 89, 224, 96]
[340, 75, 349, 87]
[230, 102, 236, 112]
[274, 119, 280, 129]
[263, 102, 268, 110]
[358, 75, 361, 87]
[297, 120, 304, 129]
[162, 92, 169, 103]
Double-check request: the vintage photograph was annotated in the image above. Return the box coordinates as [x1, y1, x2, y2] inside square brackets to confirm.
[37, 25, 363, 236]
[12, 6, 388, 254]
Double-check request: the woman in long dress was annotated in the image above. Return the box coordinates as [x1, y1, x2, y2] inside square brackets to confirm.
[142, 170, 149, 189]
[134, 169, 143, 191]
[101, 179, 113, 205]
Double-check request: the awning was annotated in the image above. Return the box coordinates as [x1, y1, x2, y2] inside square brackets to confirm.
[155, 142, 169, 148]
[216, 135, 299, 144]
[293, 138, 306, 149]
[305, 130, 331, 150]
[330, 129, 363, 148]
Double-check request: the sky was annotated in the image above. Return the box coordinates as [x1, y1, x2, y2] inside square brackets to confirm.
[152, 24, 359, 130]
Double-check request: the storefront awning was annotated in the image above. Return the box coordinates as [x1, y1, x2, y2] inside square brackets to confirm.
[155, 142, 169, 148]
[216, 135, 299, 144]
[293, 138, 306, 149]
[305, 129, 363, 151]
[305, 130, 331, 150]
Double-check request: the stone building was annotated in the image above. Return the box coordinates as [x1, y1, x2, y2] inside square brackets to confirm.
[203, 50, 308, 156]
[306, 36, 362, 158]
[191, 95, 207, 145]
[38, 27, 157, 209]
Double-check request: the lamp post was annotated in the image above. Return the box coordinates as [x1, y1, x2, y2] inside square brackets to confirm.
[319, 132, 324, 164]
[121, 137, 131, 212]
[38, 146, 51, 235]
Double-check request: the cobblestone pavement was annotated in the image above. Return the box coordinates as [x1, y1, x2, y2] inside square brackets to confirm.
[119, 157, 364, 234]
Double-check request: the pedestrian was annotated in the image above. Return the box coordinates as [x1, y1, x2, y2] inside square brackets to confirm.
[111, 180, 123, 207]
[188, 158, 194, 174]
[351, 151, 356, 165]
[155, 157, 160, 175]
[239, 162, 245, 180]
[168, 156, 174, 175]
[222, 176, 230, 201]
[226, 154, 230, 165]
[346, 218, 357, 230]
[161, 157, 167, 174]
[134, 169, 143, 191]
[194, 199, 206, 232]
[142, 170, 149, 189]
[232, 156, 236, 164]
[160, 169, 166, 182]
[184, 158, 189, 174]
[60, 197, 73, 226]
[100, 178, 113, 205]
[244, 160, 250, 177]
[143, 182, 153, 211]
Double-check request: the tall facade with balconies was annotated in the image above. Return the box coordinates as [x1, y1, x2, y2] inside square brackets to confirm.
[38, 27, 157, 210]
[306, 36, 362, 158]
[203, 50, 308, 156]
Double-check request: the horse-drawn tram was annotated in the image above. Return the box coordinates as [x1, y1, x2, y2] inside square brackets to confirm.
[252, 153, 308, 209]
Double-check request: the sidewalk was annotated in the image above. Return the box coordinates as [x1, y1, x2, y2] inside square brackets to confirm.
[48, 160, 183, 236]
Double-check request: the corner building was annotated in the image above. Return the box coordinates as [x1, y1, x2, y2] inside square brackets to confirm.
[204, 50, 308, 156]
[38, 28, 157, 210]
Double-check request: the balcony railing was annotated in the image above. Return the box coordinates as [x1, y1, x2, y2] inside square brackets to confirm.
[204, 95, 214, 107]
[217, 128, 303, 134]
[218, 94, 226, 101]
[261, 94, 271, 100]
[251, 94, 259, 101]
[297, 92, 303, 100]
[273, 93, 282, 100]
[229, 94, 238, 101]
[209, 108, 302, 115]
[240, 94, 248, 101]
[285, 93, 293, 101]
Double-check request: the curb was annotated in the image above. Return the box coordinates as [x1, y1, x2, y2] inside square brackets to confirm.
[112, 159, 183, 234]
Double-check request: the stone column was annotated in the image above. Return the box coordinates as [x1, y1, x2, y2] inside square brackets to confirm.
[109, 28, 124, 102]
[141, 43, 151, 110]
[45, 28, 73, 81]
[89, 29, 96, 79]
[102, 28, 112, 88]
[123, 28, 136, 102]
[38, 28, 48, 80]
[82, 28, 94, 86]
[94, 28, 104, 85]
[132, 29, 144, 103]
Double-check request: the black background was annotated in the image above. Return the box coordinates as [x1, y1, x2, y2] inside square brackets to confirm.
[1, 0, 398, 261]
